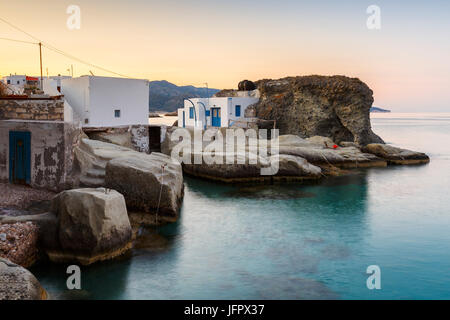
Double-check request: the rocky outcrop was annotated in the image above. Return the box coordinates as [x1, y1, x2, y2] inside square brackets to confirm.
[276, 135, 387, 171]
[0, 257, 47, 300]
[105, 153, 184, 223]
[182, 151, 322, 183]
[0, 222, 39, 268]
[238, 80, 256, 91]
[49, 188, 132, 265]
[216, 76, 384, 146]
[363, 144, 430, 165]
[162, 127, 323, 182]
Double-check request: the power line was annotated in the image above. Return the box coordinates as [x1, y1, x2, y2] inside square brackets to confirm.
[42, 44, 131, 78]
[0, 37, 38, 45]
[0, 16, 132, 78]
[0, 17, 41, 42]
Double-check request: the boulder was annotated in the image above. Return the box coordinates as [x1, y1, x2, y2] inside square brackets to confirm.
[276, 135, 387, 169]
[238, 80, 256, 91]
[105, 153, 184, 223]
[182, 151, 322, 183]
[216, 76, 384, 145]
[49, 188, 132, 265]
[363, 144, 430, 165]
[0, 257, 47, 300]
[0, 222, 39, 268]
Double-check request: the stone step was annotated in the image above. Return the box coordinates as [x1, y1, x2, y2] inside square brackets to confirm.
[86, 168, 105, 179]
[92, 161, 106, 170]
[79, 176, 105, 188]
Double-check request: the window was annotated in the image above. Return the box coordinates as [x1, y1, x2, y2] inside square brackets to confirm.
[17, 81, 20, 85]
[84, 118, 89, 124]
[114, 110, 121, 118]
[7, 80, 10, 84]
[235, 105, 241, 117]
[189, 107, 194, 119]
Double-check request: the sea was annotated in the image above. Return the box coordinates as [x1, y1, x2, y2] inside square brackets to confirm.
[32, 113, 450, 300]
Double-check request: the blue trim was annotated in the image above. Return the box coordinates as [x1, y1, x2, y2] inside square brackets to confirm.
[235, 105, 241, 117]
[189, 107, 194, 119]
[9, 131, 31, 184]
[211, 108, 221, 127]
[205, 110, 210, 117]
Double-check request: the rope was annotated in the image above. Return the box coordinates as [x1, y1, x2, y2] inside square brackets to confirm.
[155, 164, 167, 224]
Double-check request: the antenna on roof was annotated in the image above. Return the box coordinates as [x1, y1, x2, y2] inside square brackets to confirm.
[89, 70, 95, 76]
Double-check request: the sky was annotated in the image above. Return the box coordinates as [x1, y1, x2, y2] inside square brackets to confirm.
[1, 0, 449, 112]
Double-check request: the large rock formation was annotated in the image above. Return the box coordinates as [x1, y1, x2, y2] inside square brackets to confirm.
[49, 188, 132, 265]
[216, 76, 384, 146]
[105, 153, 184, 223]
[0, 257, 47, 300]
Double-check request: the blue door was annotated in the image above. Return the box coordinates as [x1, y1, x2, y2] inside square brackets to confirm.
[211, 108, 221, 127]
[9, 131, 31, 185]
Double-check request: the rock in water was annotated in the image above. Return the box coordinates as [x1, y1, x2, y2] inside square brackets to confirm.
[218, 76, 384, 145]
[0, 257, 47, 300]
[49, 188, 132, 265]
[105, 153, 184, 223]
[363, 144, 430, 165]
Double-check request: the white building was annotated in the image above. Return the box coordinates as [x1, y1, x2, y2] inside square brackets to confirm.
[1, 75, 40, 94]
[177, 96, 259, 129]
[2, 75, 26, 86]
[42, 75, 72, 94]
[54, 75, 149, 127]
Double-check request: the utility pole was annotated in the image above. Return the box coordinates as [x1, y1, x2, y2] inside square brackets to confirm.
[204, 82, 209, 107]
[39, 42, 43, 90]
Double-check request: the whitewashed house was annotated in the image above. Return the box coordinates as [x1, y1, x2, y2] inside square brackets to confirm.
[2, 75, 27, 86]
[56, 76, 149, 127]
[1, 75, 40, 93]
[177, 96, 259, 129]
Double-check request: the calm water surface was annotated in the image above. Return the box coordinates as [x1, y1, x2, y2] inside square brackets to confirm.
[33, 113, 450, 299]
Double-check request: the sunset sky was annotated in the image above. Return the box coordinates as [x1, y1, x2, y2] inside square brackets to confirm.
[1, 0, 449, 111]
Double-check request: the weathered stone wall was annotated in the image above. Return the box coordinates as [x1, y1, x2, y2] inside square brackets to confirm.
[0, 120, 81, 192]
[0, 98, 64, 121]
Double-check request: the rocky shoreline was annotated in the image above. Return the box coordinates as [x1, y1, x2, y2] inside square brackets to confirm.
[0, 76, 431, 300]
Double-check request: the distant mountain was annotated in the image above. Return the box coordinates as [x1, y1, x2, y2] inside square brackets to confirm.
[370, 106, 391, 113]
[149, 80, 220, 112]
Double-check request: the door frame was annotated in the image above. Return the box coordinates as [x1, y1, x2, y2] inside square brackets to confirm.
[9, 131, 31, 185]
[211, 108, 221, 127]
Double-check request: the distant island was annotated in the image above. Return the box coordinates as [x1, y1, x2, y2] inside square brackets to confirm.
[149, 80, 220, 112]
[370, 106, 391, 113]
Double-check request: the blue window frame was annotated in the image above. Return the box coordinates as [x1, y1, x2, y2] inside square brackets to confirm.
[114, 110, 121, 118]
[189, 107, 194, 119]
[235, 105, 241, 117]
[205, 110, 210, 117]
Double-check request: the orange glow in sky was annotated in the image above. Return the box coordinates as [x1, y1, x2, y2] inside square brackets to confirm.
[1, 0, 449, 111]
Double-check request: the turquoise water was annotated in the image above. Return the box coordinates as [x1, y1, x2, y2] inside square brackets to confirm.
[33, 113, 450, 299]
